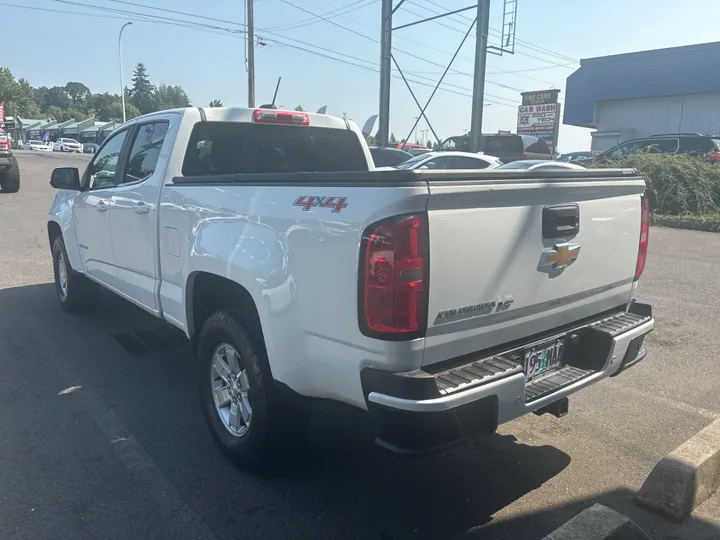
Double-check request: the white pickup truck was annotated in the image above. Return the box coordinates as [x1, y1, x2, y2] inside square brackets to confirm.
[47, 107, 654, 466]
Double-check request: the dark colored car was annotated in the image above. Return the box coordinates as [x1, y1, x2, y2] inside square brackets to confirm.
[83, 143, 100, 154]
[436, 132, 552, 163]
[556, 151, 601, 163]
[369, 146, 413, 167]
[588, 134, 720, 164]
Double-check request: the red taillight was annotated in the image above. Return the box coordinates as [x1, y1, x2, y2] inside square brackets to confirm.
[635, 197, 650, 280]
[0, 137, 8, 150]
[253, 109, 309, 125]
[710, 151, 720, 162]
[360, 214, 428, 338]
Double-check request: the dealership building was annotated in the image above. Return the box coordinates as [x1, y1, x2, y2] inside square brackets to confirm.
[6, 116, 119, 144]
[564, 41, 720, 151]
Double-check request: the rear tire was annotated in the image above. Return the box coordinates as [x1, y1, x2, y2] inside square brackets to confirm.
[0, 156, 20, 193]
[197, 309, 309, 469]
[52, 236, 90, 314]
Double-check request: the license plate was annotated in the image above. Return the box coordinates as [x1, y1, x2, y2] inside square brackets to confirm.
[524, 337, 565, 381]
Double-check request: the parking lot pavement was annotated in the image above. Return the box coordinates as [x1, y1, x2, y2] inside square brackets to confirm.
[1, 151, 719, 540]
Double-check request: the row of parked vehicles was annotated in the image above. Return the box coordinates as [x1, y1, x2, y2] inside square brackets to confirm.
[556, 133, 720, 165]
[370, 132, 581, 171]
[20, 138, 100, 153]
[380, 131, 720, 171]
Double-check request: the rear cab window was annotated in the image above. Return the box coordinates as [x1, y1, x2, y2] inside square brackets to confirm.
[182, 122, 368, 176]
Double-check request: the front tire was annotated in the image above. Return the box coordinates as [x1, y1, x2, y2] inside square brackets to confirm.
[52, 236, 90, 314]
[0, 156, 20, 193]
[197, 309, 308, 468]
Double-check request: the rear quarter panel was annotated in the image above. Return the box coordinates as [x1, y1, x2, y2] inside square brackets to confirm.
[159, 175, 429, 408]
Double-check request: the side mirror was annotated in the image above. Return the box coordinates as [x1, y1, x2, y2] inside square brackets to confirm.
[50, 167, 81, 190]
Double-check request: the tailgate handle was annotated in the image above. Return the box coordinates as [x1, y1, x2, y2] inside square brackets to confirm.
[543, 204, 579, 238]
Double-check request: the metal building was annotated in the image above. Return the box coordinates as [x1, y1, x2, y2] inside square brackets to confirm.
[563, 41, 720, 151]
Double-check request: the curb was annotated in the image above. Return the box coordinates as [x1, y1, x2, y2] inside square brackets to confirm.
[633, 418, 720, 522]
[542, 504, 649, 540]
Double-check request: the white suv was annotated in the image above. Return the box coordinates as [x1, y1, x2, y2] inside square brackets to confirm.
[53, 138, 83, 153]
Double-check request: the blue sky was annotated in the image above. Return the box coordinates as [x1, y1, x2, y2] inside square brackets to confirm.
[5, 0, 720, 151]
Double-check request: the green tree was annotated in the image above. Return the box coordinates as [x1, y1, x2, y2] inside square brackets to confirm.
[35, 86, 71, 111]
[65, 82, 91, 111]
[155, 83, 190, 110]
[294, 105, 304, 111]
[130, 63, 157, 115]
[209, 99, 223, 107]
[0, 68, 41, 117]
[389, 133, 397, 144]
[366, 135, 376, 146]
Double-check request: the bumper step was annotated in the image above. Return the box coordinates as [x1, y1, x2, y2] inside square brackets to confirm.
[525, 366, 592, 402]
[434, 356, 522, 396]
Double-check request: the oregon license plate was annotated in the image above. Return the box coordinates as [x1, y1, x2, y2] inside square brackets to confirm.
[524, 337, 565, 381]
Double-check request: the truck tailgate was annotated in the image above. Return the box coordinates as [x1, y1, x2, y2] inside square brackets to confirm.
[421, 170, 645, 367]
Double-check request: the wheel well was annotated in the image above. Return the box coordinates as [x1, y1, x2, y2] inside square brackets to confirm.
[188, 272, 267, 359]
[47, 221, 62, 249]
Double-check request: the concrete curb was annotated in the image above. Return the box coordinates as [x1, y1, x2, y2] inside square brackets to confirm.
[541, 504, 650, 540]
[633, 418, 720, 522]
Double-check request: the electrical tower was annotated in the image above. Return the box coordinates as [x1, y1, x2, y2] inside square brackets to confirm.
[378, 0, 518, 151]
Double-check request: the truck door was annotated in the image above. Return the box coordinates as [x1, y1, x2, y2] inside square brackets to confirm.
[108, 119, 171, 313]
[73, 129, 130, 287]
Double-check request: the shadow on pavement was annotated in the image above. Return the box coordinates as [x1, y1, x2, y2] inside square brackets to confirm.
[477, 487, 720, 540]
[0, 283, 577, 540]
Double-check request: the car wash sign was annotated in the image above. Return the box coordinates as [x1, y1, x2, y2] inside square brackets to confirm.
[517, 89, 561, 153]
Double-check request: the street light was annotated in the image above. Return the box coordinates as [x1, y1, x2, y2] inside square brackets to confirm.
[118, 21, 133, 123]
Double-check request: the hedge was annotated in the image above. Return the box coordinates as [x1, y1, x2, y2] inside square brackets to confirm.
[588, 154, 720, 216]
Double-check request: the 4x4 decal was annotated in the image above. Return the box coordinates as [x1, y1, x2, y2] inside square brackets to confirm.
[293, 196, 348, 213]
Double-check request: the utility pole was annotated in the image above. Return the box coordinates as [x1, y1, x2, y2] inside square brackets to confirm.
[378, 0, 392, 146]
[247, 0, 256, 108]
[469, 0, 490, 152]
[118, 21, 133, 123]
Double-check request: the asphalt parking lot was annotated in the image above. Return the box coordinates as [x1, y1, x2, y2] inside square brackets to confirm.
[1, 150, 720, 540]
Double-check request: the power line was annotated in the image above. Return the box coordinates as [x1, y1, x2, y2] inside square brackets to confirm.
[423, 0, 579, 63]
[46, 0, 244, 34]
[264, 0, 377, 31]
[405, 1, 578, 68]
[278, 0, 525, 94]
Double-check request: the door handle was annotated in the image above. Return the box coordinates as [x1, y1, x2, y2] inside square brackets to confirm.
[134, 201, 150, 214]
[96, 200, 108, 212]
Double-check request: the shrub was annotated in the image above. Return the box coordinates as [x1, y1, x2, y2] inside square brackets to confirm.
[589, 154, 720, 216]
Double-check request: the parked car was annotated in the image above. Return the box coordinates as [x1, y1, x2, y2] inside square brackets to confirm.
[21, 140, 53, 151]
[436, 132, 552, 163]
[556, 151, 600, 163]
[53, 138, 83, 153]
[83, 143, 100, 154]
[0, 134, 20, 192]
[407, 147, 431, 157]
[586, 133, 720, 164]
[395, 151, 503, 170]
[369, 146, 413, 167]
[498, 160, 586, 171]
[395, 142, 427, 152]
[47, 106, 654, 468]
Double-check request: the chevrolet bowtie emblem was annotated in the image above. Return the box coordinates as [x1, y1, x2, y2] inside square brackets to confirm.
[539, 243, 581, 270]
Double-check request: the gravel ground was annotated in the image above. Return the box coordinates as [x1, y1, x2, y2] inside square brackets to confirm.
[0, 151, 718, 540]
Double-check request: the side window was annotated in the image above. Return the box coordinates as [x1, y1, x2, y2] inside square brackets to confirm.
[123, 122, 169, 184]
[451, 157, 489, 169]
[85, 130, 129, 189]
[420, 157, 451, 170]
[536, 138, 550, 154]
[525, 140, 539, 153]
